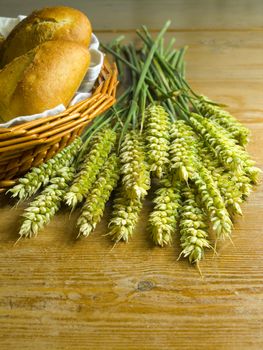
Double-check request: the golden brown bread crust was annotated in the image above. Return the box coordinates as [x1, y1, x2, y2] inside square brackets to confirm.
[0, 6, 92, 67]
[0, 40, 90, 121]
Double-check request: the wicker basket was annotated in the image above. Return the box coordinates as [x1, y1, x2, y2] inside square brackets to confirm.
[0, 58, 118, 193]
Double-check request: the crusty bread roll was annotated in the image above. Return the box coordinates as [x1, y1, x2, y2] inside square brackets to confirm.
[0, 6, 92, 67]
[0, 40, 90, 121]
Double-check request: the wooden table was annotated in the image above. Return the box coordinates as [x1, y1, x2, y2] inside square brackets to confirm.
[1, 1, 263, 349]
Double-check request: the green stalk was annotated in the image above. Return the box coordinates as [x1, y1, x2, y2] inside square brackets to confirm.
[101, 43, 165, 96]
[76, 116, 111, 165]
[108, 35, 125, 48]
[166, 49, 178, 64]
[78, 88, 133, 155]
[118, 21, 171, 148]
[109, 36, 126, 80]
[140, 84, 148, 133]
[159, 37, 164, 56]
[175, 46, 188, 73]
[123, 46, 138, 129]
[171, 50, 180, 67]
[139, 27, 190, 112]
[126, 46, 152, 125]
[164, 37, 176, 58]
[79, 87, 132, 149]
[131, 20, 170, 98]
[151, 58, 177, 118]
[146, 88, 154, 103]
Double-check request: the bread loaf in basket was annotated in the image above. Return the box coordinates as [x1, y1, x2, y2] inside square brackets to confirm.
[0, 40, 91, 120]
[0, 6, 118, 193]
[0, 59, 118, 193]
[0, 6, 92, 67]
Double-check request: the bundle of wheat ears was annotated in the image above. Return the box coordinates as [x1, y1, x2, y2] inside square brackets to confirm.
[8, 22, 260, 266]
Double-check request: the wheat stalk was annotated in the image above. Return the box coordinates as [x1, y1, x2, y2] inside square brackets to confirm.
[108, 187, 143, 243]
[9, 138, 82, 200]
[144, 104, 170, 178]
[198, 97, 250, 146]
[119, 130, 150, 200]
[19, 166, 75, 239]
[179, 185, 211, 263]
[149, 178, 181, 246]
[65, 128, 116, 208]
[169, 120, 198, 182]
[189, 113, 245, 173]
[77, 153, 120, 238]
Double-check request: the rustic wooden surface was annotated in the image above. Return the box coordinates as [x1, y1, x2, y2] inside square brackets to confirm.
[1, 1, 263, 349]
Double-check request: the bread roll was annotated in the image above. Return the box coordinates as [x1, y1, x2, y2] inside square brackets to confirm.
[0, 6, 92, 67]
[0, 40, 90, 121]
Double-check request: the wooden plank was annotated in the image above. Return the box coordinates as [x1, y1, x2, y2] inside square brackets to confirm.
[0, 0, 263, 31]
[0, 175, 263, 349]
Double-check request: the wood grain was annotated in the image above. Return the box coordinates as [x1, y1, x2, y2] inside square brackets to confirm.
[1, 0, 263, 31]
[1, 1, 263, 349]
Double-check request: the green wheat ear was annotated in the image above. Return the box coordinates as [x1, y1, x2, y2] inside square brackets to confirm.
[179, 185, 211, 264]
[144, 104, 170, 179]
[149, 177, 181, 247]
[189, 113, 245, 173]
[169, 120, 199, 183]
[108, 188, 143, 243]
[119, 130, 150, 200]
[9, 137, 82, 201]
[192, 166, 233, 240]
[195, 138, 245, 216]
[64, 128, 116, 209]
[198, 96, 250, 146]
[190, 112, 261, 186]
[77, 153, 120, 238]
[19, 166, 75, 239]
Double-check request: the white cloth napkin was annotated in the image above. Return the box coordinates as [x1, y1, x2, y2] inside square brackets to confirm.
[0, 15, 104, 128]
